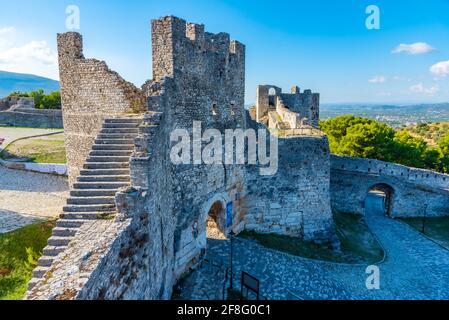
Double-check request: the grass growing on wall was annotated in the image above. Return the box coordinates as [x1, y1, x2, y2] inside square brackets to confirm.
[0, 220, 55, 300]
[239, 212, 384, 264]
[1, 139, 66, 164]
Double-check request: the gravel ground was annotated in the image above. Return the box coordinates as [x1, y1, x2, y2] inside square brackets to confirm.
[0, 166, 69, 233]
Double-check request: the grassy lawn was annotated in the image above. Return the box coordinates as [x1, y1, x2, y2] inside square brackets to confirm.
[239, 212, 384, 264]
[1, 138, 66, 164]
[400, 217, 449, 249]
[0, 220, 55, 300]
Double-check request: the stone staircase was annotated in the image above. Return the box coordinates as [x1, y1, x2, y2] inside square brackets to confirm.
[28, 116, 142, 290]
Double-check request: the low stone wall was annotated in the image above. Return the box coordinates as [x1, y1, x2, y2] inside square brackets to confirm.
[0, 159, 67, 176]
[0, 97, 63, 128]
[330, 155, 449, 217]
[0, 108, 63, 128]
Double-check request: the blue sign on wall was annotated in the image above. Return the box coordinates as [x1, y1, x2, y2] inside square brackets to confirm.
[226, 202, 233, 228]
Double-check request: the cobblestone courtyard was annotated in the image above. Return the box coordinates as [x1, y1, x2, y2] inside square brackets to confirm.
[178, 194, 449, 300]
[0, 166, 69, 234]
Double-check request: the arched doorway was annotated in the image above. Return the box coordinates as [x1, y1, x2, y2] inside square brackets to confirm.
[366, 183, 394, 216]
[207, 201, 226, 239]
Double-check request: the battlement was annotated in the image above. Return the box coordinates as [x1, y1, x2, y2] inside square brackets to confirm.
[151, 16, 245, 82]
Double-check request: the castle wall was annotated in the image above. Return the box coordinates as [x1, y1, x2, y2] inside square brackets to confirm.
[57, 32, 146, 185]
[245, 125, 336, 242]
[330, 155, 449, 217]
[148, 16, 247, 279]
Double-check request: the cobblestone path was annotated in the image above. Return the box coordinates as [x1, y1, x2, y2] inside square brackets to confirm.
[179, 193, 449, 300]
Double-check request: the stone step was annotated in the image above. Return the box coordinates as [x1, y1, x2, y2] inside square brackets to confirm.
[33, 266, 49, 279]
[79, 168, 130, 176]
[28, 278, 40, 291]
[63, 204, 116, 213]
[105, 118, 142, 124]
[97, 134, 138, 139]
[101, 128, 139, 134]
[56, 219, 87, 228]
[95, 139, 135, 145]
[47, 236, 73, 246]
[91, 144, 134, 151]
[90, 150, 132, 157]
[43, 245, 68, 257]
[52, 227, 78, 237]
[67, 196, 115, 205]
[77, 175, 130, 182]
[83, 162, 129, 170]
[70, 189, 118, 197]
[60, 212, 115, 220]
[37, 256, 55, 267]
[86, 156, 130, 163]
[73, 181, 129, 189]
[102, 122, 140, 129]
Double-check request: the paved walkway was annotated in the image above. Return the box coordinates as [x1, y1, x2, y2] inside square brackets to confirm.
[0, 166, 69, 234]
[178, 194, 449, 300]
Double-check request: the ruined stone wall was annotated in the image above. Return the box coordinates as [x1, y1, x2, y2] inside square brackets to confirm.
[330, 155, 449, 217]
[255, 85, 320, 127]
[245, 120, 336, 242]
[0, 108, 62, 128]
[0, 97, 62, 128]
[57, 32, 146, 185]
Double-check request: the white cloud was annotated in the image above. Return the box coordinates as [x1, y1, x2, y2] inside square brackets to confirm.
[409, 83, 440, 96]
[430, 60, 449, 78]
[368, 76, 387, 84]
[392, 42, 435, 55]
[0, 26, 58, 79]
[0, 27, 15, 35]
[393, 75, 412, 82]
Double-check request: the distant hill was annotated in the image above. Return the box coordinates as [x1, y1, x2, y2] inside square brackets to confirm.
[321, 102, 449, 127]
[0, 71, 59, 98]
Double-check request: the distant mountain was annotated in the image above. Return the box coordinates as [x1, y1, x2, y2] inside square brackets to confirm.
[0, 71, 59, 98]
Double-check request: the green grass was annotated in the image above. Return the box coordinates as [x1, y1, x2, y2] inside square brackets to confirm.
[400, 217, 449, 249]
[0, 220, 55, 300]
[239, 212, 384, 264]
[1, 139, 66, 164]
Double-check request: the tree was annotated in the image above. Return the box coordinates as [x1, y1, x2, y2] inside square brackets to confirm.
[8, 90, 61, 109]
[320, 115, 442, 172]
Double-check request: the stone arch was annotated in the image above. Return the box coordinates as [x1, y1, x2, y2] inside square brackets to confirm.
[201, 192, 232, 239]
[366, 183, 395, 216]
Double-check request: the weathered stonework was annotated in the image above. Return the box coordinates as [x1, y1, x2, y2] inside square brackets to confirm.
[26, 15, 449, 301]
[57, 32, 146, 185]
[245, 129, 336, 242]
[0, 97, 62, 128]
[331, 155, 449, 217]
[256, 85, 319, 127]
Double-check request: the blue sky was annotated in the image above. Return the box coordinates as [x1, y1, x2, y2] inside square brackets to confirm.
[1, 0, 449, 104]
